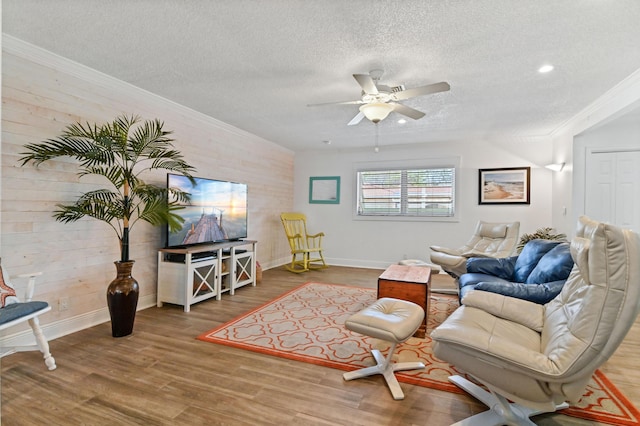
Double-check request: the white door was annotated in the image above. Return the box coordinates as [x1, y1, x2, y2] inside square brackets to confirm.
[585, 149, 640, 233]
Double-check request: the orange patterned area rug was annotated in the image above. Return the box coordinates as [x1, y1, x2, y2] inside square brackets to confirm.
[197, 282, 640, 425]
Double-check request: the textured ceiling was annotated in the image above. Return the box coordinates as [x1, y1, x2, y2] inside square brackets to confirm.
[4, 1, 640, 151]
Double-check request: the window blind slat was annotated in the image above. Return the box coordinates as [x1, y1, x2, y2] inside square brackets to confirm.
[357, 167, 455, 217]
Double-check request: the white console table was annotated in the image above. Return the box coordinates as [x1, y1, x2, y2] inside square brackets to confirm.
[157, 240, 257, 312]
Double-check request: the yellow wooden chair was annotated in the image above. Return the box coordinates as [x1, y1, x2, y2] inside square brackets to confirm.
[280, 212, 327, 273]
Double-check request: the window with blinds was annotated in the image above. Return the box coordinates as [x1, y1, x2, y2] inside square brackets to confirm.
[356, 168, 455, 217]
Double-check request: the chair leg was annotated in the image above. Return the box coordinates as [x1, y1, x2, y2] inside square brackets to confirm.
[343, 342, 425, 400]
[28, 317, 56, 370]
[286, 253, 308, 273]
[317, 250, 327, 267]
[448, 375, 568, 426]
[307, 251, 328, 270]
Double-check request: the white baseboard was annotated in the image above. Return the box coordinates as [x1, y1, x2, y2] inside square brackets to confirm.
[263, 257, 388, 271]
[259, 257, 290, 270]
[1, 260, 391, 346]
[0, 294, 157, 346]
[325, 258, 389, 269]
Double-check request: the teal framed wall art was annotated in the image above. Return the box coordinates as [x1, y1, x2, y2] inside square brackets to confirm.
[309, 176, 340, 204]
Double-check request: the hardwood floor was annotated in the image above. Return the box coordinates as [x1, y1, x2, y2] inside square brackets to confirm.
[1, 266, 638, 425]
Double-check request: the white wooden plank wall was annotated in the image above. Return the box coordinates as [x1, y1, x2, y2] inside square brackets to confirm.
[1, 39, 294, 339]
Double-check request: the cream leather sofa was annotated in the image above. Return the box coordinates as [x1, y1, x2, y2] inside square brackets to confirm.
[431, 216, 640, 424]
[430, 220, 520, 279]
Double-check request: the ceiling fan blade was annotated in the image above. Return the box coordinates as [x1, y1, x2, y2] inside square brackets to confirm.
[347, 111, 365, 126]
[390, 103, 426, 120]
[392, 81, 450, 101]
[307, 99, 363, 107]
[353, 74, 379, 95]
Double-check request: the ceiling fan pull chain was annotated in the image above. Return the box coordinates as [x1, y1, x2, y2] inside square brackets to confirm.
[374, 123, 380, 153]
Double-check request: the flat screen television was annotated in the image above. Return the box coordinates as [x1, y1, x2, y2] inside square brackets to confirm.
[166, 173, 248, 248]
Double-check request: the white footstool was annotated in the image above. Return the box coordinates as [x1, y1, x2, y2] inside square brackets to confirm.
[343, 297, 425, 400]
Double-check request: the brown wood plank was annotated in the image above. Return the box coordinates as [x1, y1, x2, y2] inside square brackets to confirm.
[1, 265, 637, 426]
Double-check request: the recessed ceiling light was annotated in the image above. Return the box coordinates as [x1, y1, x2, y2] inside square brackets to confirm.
[322, 140, 331, 145]
[538, 64, 554, 73]
[398, 119, 407, 124]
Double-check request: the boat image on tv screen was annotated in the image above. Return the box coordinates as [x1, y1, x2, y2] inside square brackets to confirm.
[166, 174, 248, 248]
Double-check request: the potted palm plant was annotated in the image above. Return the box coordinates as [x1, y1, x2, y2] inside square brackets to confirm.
[19, 115, 196, 337]
[516, 227, 568, 253]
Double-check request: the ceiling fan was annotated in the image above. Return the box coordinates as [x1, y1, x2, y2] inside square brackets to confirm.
[308, 69, 450, 125]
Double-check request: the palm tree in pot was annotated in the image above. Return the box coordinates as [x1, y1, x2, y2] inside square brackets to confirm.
[20, 115, 195, 337]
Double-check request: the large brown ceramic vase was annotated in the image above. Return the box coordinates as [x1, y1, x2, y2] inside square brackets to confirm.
[107, 260, 139, 337]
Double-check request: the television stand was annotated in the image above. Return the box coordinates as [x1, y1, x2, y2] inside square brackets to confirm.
[156, 240, 257, 312]
[164, 250, 218, 263]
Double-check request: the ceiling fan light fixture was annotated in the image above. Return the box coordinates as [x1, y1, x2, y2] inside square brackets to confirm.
[359, 102, 393, 123]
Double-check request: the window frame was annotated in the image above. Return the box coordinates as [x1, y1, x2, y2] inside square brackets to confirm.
[352, 157, 460, 222]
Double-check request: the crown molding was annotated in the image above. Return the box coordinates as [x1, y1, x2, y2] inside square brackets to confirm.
[551, 67, 640, 138]
[1, 34, 292, 154]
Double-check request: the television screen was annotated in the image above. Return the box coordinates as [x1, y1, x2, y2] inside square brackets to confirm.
[166, 174, 248, 248]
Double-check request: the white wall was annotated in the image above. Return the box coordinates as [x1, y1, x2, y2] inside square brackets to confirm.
[294, 137, 556, 269]
[549, 132, 574, 236]
[1, 36, 294, 342]
[4, 32, 639, 345]
[551, 69, 640, 236]
[574, 113, 640, 228]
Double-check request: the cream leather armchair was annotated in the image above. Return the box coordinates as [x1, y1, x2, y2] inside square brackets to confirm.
[431, 216, 640, 425]
[430, 220, 520, 279]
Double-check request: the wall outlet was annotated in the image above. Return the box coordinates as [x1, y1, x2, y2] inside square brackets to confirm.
[59, 297, 69, 311]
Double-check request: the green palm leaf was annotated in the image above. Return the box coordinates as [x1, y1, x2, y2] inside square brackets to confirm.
[20, 114, 196, 262]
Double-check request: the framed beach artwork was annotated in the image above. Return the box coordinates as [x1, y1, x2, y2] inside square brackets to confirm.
[479, 167, 530, 205]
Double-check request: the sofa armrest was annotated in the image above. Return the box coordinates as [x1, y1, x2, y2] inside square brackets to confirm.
[460, 251, 494, 258]
[461, 290, 545, 332]
[430, 250, 468, 276]
[429, 245, 461, 256]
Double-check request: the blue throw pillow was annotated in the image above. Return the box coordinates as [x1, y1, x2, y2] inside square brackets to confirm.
[465, 256, 517, 280]
[513, 240, 561, 282]
[525, 243, 573, 284]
